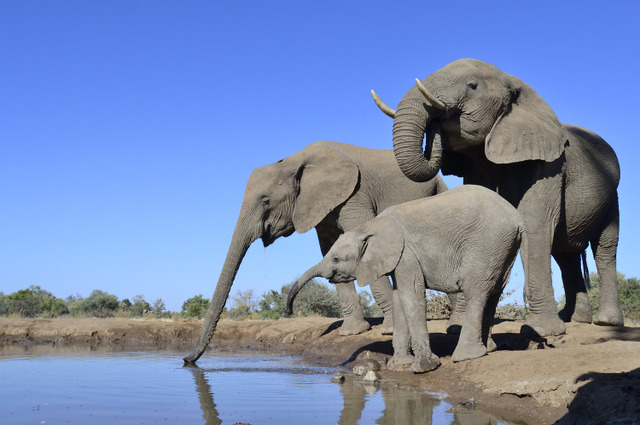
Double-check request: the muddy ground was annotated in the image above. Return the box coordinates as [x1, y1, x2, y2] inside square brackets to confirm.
[1, 317, 639, 424]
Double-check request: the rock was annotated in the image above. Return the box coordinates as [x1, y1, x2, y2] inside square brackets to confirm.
[362, 370, 380, 384]
[352, 359, 381, 376]
[331, 372, 345, 383]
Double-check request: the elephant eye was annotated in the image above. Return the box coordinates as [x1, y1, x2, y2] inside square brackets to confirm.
[262, 198, 270, 207]
[467, 80, 478, 90]
[332, 257, 339, 263]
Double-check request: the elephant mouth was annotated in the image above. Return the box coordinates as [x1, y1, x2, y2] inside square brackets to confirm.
[261, 224, 295, 247]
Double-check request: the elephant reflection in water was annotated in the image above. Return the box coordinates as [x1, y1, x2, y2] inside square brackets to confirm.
[188, 365, 500, 424]
[338, 375, 498, 425]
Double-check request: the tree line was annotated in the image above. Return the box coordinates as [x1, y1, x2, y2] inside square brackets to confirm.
[1, 272, 639, 324]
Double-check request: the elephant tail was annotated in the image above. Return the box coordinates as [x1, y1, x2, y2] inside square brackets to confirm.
[518, 221, 530, 307]
[581, 250, 591, 290]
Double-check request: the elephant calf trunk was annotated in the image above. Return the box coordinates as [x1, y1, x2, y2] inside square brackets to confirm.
[285, 266, 321, 316]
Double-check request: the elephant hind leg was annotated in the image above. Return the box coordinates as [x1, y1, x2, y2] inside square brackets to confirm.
[452, 287, 489, 363]
[591, 203, 623, 326]
[553, 251, 592, 323]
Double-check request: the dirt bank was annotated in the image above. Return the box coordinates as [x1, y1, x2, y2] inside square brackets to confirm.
[1, 317, 639, 424]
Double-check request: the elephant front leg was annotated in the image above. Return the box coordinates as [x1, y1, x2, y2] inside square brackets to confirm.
[394, 267, 440, 373]
[521, 220, 567, 337]
[388, 289, 414, 369]
[446, 292, 465, 335]
[335, 282, 371, 336]
[370, 276, 394, 335]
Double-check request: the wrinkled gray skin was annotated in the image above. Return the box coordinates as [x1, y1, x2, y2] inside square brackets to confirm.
[289, 185, 524, 373]
[375, 58, 621, 337]
[183, 141, 447, 364]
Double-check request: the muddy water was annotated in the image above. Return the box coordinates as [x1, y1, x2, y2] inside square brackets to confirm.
[0, 345, 513, 424]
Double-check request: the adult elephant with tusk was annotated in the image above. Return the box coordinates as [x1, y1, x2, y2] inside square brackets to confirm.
[372, 58, 622, 337]
[183, 141, 447, 364]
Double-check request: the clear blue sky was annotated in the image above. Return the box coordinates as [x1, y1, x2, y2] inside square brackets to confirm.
[2, 1, 638, 312]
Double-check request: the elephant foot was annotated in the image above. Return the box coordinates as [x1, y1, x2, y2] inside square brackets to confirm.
[452, 342, 487, 362]
[572, 293, 593, 323]
[521, 313, 566, 337]
[559, 293, 593, 323]
[388, 353, 414, 370]
[379, 314, 393, 335]
[411, 353, 441, 374]
[446, 320, 462, 335]
[339, 318, 371, 336]
[486, 337, 497, 353]
[594, 305, 624, 327]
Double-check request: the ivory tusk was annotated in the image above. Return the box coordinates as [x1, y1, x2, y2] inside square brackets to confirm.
[371, 89, 396, 118]
[415, 78, 446, 111]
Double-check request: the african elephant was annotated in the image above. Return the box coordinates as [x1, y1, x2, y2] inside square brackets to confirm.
[287, 185, 524, 373]
[372, 58, 621, 337]
[183, 141, 447, 364]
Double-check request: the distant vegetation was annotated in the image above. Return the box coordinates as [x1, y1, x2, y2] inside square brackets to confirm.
[1, 272, 639, 325]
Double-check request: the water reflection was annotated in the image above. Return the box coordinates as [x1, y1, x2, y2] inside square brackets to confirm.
[190, 367, 222, 425]
[187, 365, 504, 425]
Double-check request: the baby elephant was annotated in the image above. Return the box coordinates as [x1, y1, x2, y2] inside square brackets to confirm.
[287, 185, 524, 373]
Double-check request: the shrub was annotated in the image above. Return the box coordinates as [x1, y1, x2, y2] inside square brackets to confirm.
[68, 290, 119, 318]
[181, 294, 210, 319]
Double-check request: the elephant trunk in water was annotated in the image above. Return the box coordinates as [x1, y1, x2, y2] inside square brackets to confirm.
[376, 80, 445, 183]
[284, 265, 322, 317]
[183, 216, 255, 365]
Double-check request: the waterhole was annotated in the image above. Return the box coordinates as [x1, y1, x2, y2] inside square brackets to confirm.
[0, 345, 514, 424]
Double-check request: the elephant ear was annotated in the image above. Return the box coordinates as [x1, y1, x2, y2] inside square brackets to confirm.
[355, 217, 404, 287]
[485, 79, 566, 164]
[293, 143, 359, 233]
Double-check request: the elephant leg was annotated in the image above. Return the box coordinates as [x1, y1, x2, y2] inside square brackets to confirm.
[446, 292, 464, 335]
[388, 288, 414, 370]
[591, 204, 623, 326]
[394, 264, 440, 373]
[520, 216, 566, 337]
[335, 282, 371, 336]
[452, 287, 488, 362]
[483, 291, 501, 353]
[369, 276, 394, 335]
[553, 251, 592, 323]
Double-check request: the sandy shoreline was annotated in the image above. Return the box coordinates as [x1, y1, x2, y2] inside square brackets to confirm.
[2, 317, 639, 424]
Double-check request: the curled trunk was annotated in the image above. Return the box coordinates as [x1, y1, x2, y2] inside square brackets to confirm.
[183, 224, 254, 365]
[392, 90, 443, 182]
[285, 265, 322, 316]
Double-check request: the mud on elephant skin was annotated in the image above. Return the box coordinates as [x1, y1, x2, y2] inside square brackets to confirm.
[183, 141, 447, 364]
[372, 58, 622, 337]
[288, 185, 524, 373]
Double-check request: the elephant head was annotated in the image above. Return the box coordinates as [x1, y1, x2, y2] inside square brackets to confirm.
[285, 217, 403, 315]
[183, 142, 359, 364]
[372, 58, 566, 182]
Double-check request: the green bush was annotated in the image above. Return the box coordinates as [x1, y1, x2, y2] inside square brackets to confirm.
[181, 294, 210, 319]
[68, 290, 119, 318]
[1, 286, 69, 318]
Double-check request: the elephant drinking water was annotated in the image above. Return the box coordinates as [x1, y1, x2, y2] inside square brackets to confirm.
[183, 141, 447, 364]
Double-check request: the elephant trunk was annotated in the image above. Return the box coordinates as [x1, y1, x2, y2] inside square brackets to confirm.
[285, 265, 322, 317]
[392, 88, 443, 182]
[183, 215, 256, 365]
